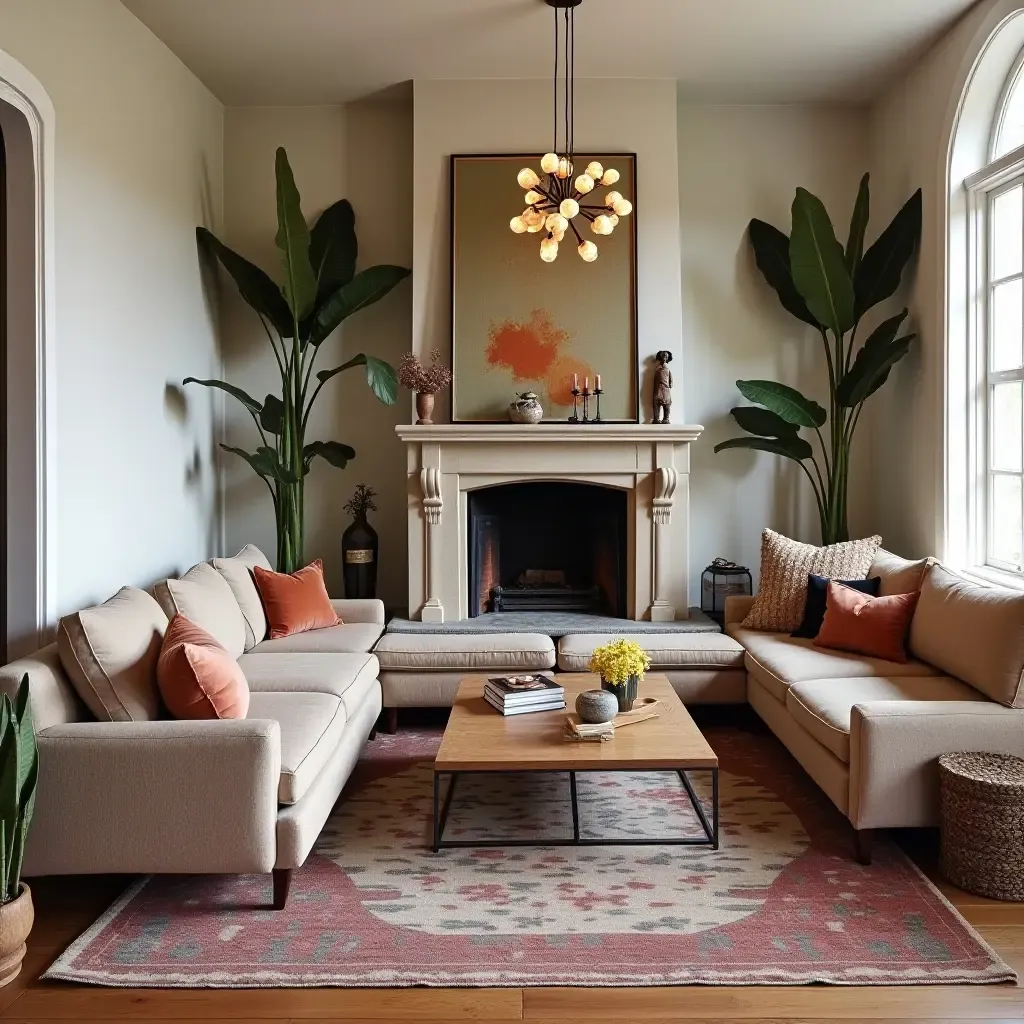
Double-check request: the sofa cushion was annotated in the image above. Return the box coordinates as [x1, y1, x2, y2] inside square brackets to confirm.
[237, 651, 379, 716]
[815, 583, 919, 664]
[247, 691, 347, 804]
[730, 627, 942, 702]
[869, 548, 933, 597]
[252, 621, 383, 654]
[253, 560, 339, 639]
[157, 614, 250, 720]
[212, 544, 273, 651]
[556, 633, 744, 672]
[741, 528, 882, 633]
[153, 562, 247, 660]
[786, 675, 988, 763]
[57, 587, 168, 722]
[374, 632, 555, 672]
[909, 563, 1024, 707]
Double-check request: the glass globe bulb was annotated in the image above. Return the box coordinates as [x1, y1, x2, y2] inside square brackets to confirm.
[585, 161, 604, 180]
[557, 157, 573, 179]
[526, 222, 544, 233]
[592, 214, 613, 235]
[604, 191, 623, 208]
[517, 167, 540, 189]
[613, 199, 633, 217]
[559, 198, 580, 219]
[601, 168, 620, 186]
[510, 216, 528, 234]
[552, 228, 566, 242]
[578, 240, 598, 262]
[524, 189, 544, 206]
[523, 207, 544, 227]
[540, 237, 559, 262]
[608, 214, 620, 228]
[540, 152, 560, 174]
[574, 173, 595, 194]
[546, 213, 568, 234]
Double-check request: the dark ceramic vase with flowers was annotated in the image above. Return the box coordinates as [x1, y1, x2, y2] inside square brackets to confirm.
[341, 484, 378, 599]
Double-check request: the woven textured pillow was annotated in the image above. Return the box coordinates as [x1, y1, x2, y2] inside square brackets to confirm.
[741, 529, 883, 633]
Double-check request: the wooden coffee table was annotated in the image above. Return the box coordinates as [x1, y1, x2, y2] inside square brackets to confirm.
[431, 672, 719, 851]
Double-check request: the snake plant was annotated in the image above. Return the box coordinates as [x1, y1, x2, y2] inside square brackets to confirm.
[715, 175, 922, 544]
[0, 676, 36, 903]
[188, 147, 410, 572]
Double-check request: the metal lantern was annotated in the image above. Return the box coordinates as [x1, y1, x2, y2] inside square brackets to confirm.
[701, 558, 752, 625]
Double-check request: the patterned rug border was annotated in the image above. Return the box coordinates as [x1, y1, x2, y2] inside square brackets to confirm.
[44, 825, 1017, 988]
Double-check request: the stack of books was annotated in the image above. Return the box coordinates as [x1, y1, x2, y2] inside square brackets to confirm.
[483, 675, 565, 716]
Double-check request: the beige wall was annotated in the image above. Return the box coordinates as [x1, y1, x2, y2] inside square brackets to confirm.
[221, 101, 412, 608]
[679, 102, 870, 591]
[0, 0, 224, 616]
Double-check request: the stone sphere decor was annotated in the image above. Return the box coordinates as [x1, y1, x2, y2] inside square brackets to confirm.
[575, 689, 619, 724]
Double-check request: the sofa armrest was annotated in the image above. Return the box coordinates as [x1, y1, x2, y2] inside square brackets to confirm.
[331, 598, 385, 625]
[724, 594, 755, 628]
[849, 701, 1024, 830]
[27, 719, 281, 876]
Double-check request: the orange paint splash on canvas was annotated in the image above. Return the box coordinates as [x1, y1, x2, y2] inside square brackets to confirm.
[486, 309, 567, 380]
[546, 354, 595, 406]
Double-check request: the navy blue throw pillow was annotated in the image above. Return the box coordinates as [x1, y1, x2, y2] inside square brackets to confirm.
[791, 573, 881, 639]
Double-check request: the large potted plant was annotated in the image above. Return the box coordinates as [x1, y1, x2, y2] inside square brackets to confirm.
[188, 148, 410, 572]
[0, 676, 36, 987]
[715, 175, 922, 544]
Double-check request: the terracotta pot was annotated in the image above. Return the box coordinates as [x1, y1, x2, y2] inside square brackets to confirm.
[0, 883, 33, 987]
[415, 391, 435, 425]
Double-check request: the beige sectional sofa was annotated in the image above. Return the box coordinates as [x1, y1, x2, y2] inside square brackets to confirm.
[727, 551, 1024, 862]
[0, 545, 384, 909]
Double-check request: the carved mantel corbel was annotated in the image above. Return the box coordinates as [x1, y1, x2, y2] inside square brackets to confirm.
[420, 467, 443, 526]
[653, 467, 678, 525]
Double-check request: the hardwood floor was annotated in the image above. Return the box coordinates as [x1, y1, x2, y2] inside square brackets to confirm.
[2, 849, 1023, 1024]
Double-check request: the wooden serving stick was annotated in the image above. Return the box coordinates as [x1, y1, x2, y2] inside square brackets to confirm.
[614, 697, 661, 728]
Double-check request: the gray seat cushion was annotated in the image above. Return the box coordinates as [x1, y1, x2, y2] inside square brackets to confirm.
[785, 675, 987, 763]
[374, 632, 555, 671]
[557, 633, 744, 672]
[251, 621, 383, 654]
[247, 691, 347, 805]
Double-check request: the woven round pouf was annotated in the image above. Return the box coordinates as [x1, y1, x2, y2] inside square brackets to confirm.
[938, 751, 1024, 901]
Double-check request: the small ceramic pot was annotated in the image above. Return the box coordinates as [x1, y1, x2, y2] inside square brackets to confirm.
[0, 883, 33, 987]
[415, 392, 435, 425]
[575, 689, 619, 724]
[602, 674, 639, 712]
[508, 392, 543, 424]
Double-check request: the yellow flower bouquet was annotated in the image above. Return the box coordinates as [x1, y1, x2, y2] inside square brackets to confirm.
[589, 638, 651, 711]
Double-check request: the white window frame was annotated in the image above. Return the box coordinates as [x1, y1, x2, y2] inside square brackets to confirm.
[965, 141, 1024, 579]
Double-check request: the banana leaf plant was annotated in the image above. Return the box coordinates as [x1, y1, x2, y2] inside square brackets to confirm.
[715, 175, 922, 543]
[189, 147, 410, 572]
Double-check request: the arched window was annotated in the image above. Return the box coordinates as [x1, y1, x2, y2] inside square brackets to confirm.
[963, 45, 1024, 576]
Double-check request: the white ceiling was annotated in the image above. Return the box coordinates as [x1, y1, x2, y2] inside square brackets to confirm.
[121, 0, 978, 106]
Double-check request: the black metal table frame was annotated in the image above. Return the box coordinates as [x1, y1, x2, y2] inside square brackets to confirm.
[431, 767, 719, 851]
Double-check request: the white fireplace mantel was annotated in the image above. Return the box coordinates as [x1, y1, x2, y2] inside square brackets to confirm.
[397, 423, 705, 623]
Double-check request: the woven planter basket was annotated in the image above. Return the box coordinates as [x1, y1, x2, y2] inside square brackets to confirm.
[938, 751, 1024, 901]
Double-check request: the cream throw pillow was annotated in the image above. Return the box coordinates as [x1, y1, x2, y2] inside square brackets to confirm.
[742, 528, 883, 633]
[57, 586, 168, 722]
[868, 548, 934, 597]
[153, 562, 247, 659]
[212, 544, 273, 651]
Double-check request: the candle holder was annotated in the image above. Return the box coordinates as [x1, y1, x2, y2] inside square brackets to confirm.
[581, 387, 591, 423]
[593, 387, 603, 423]
[569, 388, 581, 423]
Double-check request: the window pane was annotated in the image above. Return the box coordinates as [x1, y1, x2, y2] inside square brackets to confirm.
[995, 65, 1024, 158]
[993, 381, 1024, 471]
[993, 278, 1024, 371]
[991, 474, 1023, 567]
[993, 187, 1023, 280]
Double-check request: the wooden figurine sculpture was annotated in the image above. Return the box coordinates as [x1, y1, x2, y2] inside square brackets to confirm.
[652, 350, 673, 424]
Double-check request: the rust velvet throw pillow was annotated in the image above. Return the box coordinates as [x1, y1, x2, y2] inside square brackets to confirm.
[252, 559, 340, 639]
[157, 614, 249, 720]
[814, 582, 920, 664]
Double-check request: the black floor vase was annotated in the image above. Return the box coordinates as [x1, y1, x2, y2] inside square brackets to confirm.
[342, 514, 378, 599]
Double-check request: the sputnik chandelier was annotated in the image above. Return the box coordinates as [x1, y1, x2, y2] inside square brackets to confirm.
[510, 0, 632, 263]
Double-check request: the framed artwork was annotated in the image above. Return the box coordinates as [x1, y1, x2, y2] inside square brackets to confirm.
[450, 153, 638, 423]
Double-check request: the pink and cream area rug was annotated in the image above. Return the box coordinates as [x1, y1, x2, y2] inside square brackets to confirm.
[46, 726, 1013, 988]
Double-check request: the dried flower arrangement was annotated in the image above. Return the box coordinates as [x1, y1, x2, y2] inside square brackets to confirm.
[398, 349, 453, 395]
[343, 483, 377, 521]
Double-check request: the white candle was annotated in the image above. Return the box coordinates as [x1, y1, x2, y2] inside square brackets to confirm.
[584, 377, 590, 391]
[595, 374, 601, 390]
[573, 373, 579, 391]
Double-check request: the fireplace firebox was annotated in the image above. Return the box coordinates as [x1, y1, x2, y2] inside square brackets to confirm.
[467, 482, 627, 618]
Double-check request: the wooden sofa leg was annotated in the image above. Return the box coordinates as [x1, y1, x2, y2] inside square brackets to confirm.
[387, 707, 399, 734]
[272, 868, 292, 910]
[854, 829, 873, 866]
[368, 724, 377, 741]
